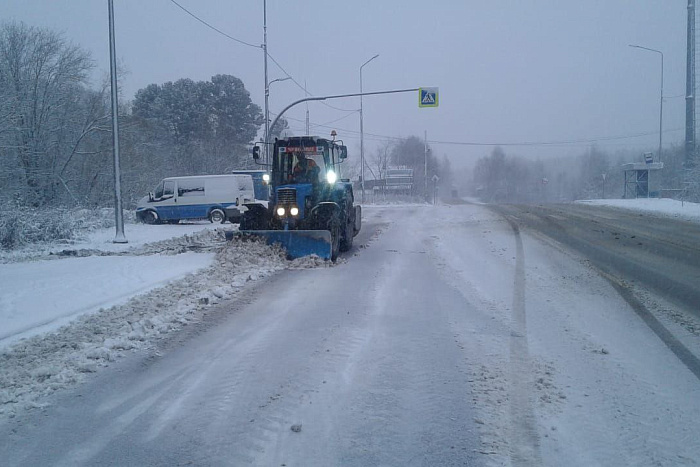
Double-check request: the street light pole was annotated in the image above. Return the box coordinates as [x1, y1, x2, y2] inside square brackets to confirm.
[630, 44, 664, 162]
[360, 54, 379, 204]
[268, 88, 419, 147]
[263, 0, 269, 165]
[108, 0, 126, 243]
[266, 77, 291, 143]
[424, 130, 428, 199]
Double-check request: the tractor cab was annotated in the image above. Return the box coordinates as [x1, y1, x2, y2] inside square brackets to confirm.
[272, 136, 345, 189]
[268, 137, 347, 223]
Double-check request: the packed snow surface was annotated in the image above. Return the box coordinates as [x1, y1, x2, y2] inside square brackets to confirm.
[0, 253, 214, 346]
[578, 198, 700, 223]
[0, 222, 293, 417]
[0, 221, 226, 263]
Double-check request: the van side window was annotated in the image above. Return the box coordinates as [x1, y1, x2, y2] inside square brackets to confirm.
[177, 179, 205, 197]
[163, 181, 175, 197]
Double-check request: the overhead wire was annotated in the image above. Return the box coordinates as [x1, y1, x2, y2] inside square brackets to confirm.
[265, 53, 358, 112]
[277, 110, 685, 148]
[168, 1, 683, 150]
[167, 0, 260, 49]
[167, 0, 358, 113]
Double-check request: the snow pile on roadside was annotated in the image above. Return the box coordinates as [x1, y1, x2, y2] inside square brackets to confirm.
[577, 198, 700, 223]
[0, 207, 131, 250]
[0, 237, 287, 418]
[288, 254, 342, 269]
[0, 220, 229, 263]
[0, 252, 215, 346]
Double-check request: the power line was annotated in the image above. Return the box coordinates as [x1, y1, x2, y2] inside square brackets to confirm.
[426, 127, 685, 147]
[314, 110, 361, 127]
[265, 52, 357, 113]
[168, 0, 260, 49]
[280, 111, 685, 148]
[166, 2, 684, 150]
[168, 0, 361, 115]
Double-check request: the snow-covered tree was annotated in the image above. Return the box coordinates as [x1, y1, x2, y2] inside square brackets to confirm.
[0, 21, 97, 206]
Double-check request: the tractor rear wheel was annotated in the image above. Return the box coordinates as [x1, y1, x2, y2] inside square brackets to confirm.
[339, 206, 354, 252]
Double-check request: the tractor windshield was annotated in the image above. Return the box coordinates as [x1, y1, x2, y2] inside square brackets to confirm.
[275, 145, 327, 185]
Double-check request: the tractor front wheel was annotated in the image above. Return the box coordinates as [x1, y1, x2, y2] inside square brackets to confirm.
[329, 216, 341, 261]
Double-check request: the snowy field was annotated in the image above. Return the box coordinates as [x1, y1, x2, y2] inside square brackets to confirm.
[0, 221, 229, 263]
[0, 252, 215, 346]
[0, 219, 326, 417]
[578, 197, 700, 223]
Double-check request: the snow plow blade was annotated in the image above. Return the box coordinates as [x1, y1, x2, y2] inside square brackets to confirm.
[237, 230, 332, 260]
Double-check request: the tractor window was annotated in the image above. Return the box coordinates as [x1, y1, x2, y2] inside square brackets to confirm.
[277, 147, 327, 184]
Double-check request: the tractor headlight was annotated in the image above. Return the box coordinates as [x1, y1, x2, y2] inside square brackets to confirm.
[326, 170, 337, 184]
[276, 207, 286, 217]
[290, 206, 299, 216]
[262, 173, 270, 183]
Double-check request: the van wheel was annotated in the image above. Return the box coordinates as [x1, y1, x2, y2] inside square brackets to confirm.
[143, 210, 159, 225]
[209, 208, 226, 224]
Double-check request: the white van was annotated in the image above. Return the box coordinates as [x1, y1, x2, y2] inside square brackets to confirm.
[136, 174, 255, 224]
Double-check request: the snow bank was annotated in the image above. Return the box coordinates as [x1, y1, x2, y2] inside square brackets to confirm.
[0, 220, 230, 263]
[577, 198, 700, 223]
[0, 252, 215, 346]
[0, 235, 290, 418]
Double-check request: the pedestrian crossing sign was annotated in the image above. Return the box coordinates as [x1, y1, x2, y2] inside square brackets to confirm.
[419, 87, 439, 108]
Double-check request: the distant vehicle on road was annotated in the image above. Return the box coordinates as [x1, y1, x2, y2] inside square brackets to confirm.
[136, 174, 255, 224]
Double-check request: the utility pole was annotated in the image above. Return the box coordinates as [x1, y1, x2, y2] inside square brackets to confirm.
[629, 45, 664, 162]
[108, 0, 126, 243]
[686, 0, 696, 167]
[359, 54, 379, 204]
[263, 0, 270, 165]
[424, 130, 428, 199]
[305, 80, 310, 135]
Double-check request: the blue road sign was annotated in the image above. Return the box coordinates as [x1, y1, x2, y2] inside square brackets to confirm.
[419, 87, 439, 108]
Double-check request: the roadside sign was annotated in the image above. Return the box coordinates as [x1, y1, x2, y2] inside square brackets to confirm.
[644, 152, 654, 164]
[419, 87, 439, 108]
[432, 174, 440, 183]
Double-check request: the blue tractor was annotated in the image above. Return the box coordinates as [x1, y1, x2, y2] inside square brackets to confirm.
[239, 136, 361, 260]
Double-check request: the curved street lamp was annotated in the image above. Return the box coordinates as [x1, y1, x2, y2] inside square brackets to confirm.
[264, 76, 291, 164]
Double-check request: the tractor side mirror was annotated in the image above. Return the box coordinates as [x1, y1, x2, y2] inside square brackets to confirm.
[339, 145, 348, 160]
[252, 145, 261, 161]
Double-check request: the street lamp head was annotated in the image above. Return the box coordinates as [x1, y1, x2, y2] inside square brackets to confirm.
[270, 76, 291, 85]
[360, 54, 380, 70]
[629, 44, 663, 55]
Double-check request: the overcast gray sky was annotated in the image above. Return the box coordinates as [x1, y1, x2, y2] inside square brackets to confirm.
[1, 1, 689, 168]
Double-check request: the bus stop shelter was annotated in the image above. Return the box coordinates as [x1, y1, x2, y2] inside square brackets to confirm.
[622, 162, 664, 198]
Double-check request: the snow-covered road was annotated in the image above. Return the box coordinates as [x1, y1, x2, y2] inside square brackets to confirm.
[2, 203, 700, 466]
